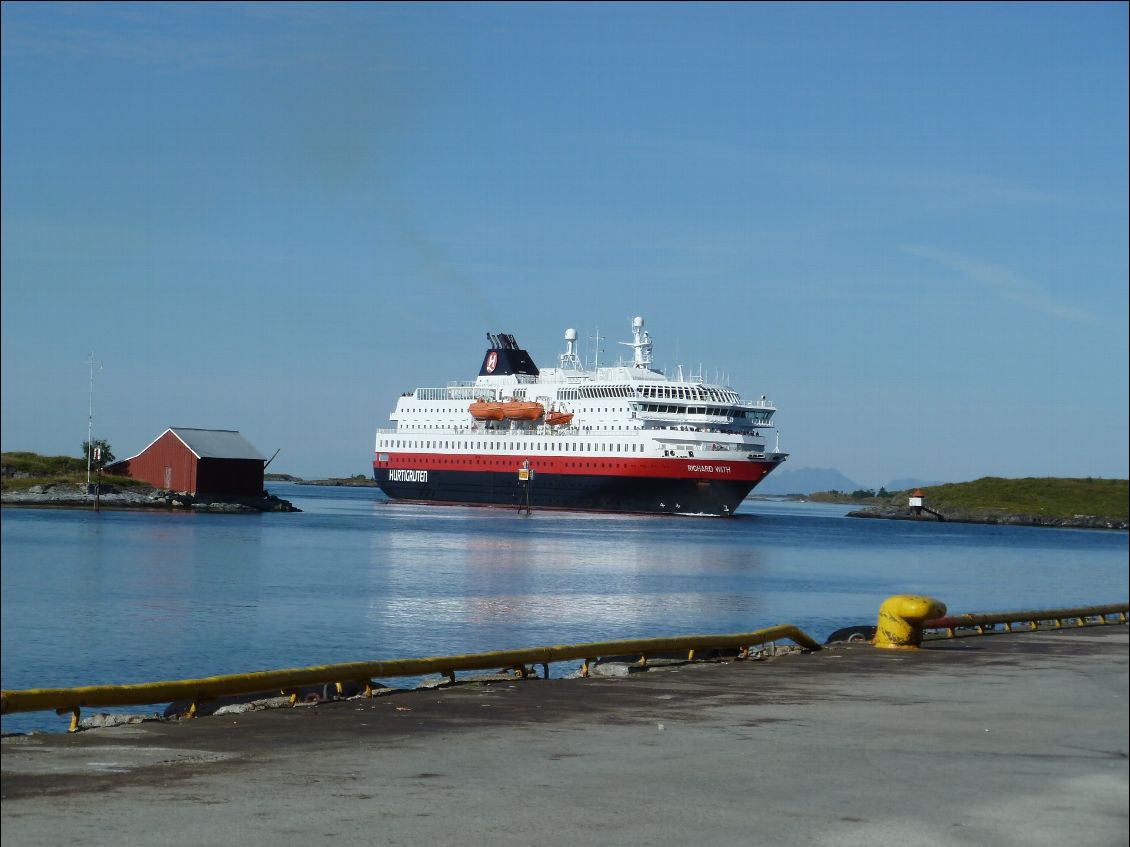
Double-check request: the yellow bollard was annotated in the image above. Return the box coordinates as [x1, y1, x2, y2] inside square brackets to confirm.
[874, 595, 947, 649]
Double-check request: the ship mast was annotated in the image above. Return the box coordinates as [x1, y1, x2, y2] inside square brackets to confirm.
[619, 316, 653, 369]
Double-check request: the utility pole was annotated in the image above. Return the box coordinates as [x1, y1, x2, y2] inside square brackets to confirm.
[86, 353, 102, 491]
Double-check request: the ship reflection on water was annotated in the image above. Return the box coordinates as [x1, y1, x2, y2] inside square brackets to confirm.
[371, 502, 770, 640]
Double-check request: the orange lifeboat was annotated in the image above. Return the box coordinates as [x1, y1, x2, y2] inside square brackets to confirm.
[500, 400, 544, 421]
[468, 400, 504, 421]
[545, 410, 574, 426]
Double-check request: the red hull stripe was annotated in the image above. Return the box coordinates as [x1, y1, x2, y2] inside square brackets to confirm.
[373, 452, 773, 482]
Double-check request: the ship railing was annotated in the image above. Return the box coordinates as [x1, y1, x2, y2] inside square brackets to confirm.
[536, 371, 581, 385]
[379, 424, 761, 442]
[637, 411, 738, 425]
[413, 386, 499, 401]
[537, 425, 580, 436]
[377, 426, 594, 439]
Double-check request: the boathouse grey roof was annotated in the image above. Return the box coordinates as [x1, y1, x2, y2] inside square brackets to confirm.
[164, 428, 266, 461]
[114, 428, 266, 464]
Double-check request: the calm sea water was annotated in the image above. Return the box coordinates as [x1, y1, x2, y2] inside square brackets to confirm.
[3, 483, 1127, 734]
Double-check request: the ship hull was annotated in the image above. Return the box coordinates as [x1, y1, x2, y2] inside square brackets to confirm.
[374, 458, 779, 516]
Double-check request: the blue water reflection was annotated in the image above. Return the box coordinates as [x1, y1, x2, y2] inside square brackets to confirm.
[2, 484, 1126, 734]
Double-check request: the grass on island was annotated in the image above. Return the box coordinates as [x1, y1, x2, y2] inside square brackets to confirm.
[1, 452, 148, 492]
[918, 477, 1128, 520]
[811, 476, 1127, 520]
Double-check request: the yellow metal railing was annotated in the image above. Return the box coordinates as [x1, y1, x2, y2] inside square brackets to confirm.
[8, 599, 1126, 732]
[1, 625, 822, 731]
[923, 603, 1129, 639]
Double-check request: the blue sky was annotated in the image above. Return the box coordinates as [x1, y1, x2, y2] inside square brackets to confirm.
[2, 2, 1127, 485]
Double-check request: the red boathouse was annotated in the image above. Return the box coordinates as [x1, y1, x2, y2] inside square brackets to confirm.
[106, 428, 267, 496]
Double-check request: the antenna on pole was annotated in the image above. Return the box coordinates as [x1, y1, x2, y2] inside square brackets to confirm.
[589, 326, 604, 371]
[86, 352, 103, 488]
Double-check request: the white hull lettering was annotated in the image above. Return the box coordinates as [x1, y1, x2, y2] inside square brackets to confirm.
[687, 464, 731, 474]
[388, 469, 428, 483]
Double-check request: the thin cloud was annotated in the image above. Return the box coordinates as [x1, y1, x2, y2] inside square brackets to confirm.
[901, 245, 1102, 325]
[598, 134, 1054, 210]
[0, 3, 386, 71]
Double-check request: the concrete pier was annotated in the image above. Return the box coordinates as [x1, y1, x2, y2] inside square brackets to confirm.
[2, 627, 1126, 846]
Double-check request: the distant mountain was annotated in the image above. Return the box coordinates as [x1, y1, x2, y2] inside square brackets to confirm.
[756, 467, 863, 496]
[885, 478, 944, 492]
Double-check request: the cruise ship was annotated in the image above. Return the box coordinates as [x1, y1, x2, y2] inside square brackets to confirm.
[373, 317, 787, 516]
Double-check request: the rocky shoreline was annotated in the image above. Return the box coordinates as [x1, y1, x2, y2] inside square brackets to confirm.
[296, 478, 380, 487]
[264, 473, 378, 487]
[1, 483, 300, 513]
[847, 505, 1127, 531]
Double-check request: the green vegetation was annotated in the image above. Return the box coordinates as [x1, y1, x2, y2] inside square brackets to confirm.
[808, 487, 891, 503]
[917, 477, 1128, 520]
[809, 477, 1127, 520]
[1, 451, 147, 492]
[80, 439, 116, 468]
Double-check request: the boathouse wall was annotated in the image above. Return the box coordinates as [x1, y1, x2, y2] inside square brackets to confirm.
[194, 458, 265, 496]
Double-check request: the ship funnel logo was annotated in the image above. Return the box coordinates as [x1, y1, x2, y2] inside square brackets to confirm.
[485, 351, 498, 373]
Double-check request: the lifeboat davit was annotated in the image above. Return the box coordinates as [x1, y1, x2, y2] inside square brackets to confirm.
[500, 400, 544, 421]
[468, 400, 504, 421]
[545, 411, 574, 426]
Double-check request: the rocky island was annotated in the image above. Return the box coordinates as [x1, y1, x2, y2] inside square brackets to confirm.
[1, 482, 300, 513]
[266, 472, 379, 487]
[3, 451, 299, 513]
[837, 477, 1127, 531]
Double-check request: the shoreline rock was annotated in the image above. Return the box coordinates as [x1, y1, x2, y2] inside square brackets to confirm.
[296, 478, 379, 487]
[1, 483, 300, 513]
[847, 505, 1127, 531]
